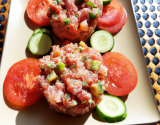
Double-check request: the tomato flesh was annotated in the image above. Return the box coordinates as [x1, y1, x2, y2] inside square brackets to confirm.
[97, 0, 123, 26]
[97, 8, 127, 33]
[3, 58, 43, 106]
[102, 52, 138, 96]
[26, 0, 50, 26]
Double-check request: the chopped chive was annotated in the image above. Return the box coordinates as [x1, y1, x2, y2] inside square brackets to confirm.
[72, 79, 76, 81]
[55, 13, 58, 17]
[63, 18, 70, 25]
[60, 74, 63, 82]
[98, 80, 103, 93]
[81, 100, 86, 104]
[82, 81, 88, 85]
[79, 46, 84, 52]
[53, 1, 57, 6]
[48, 7, 58, 17]
[89, 98, 95, 105]
[56, 0, 61, 4]
[86, 1, 96, 8]
[65, 93, 71, 99]
[40, 65, 45, 69]
[47, 62, 54, 68]
[75, 14, 79, 17]
[72, 100, 78, 105]
[70, 63, 75, 68]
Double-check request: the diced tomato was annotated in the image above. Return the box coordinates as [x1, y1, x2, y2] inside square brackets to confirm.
[3, 58, 43, 106]
[97, 0, 123, 26]
[26, 0, 50, 26]
[82, 47, 102, 62]
[102, 52, 138, 96]
[97, 7, 127, 33]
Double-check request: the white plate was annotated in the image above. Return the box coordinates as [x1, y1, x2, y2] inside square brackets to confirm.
[0, 0, 160, 124]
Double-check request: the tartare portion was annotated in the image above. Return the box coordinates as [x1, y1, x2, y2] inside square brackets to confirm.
[37, 41, 108, 116]
[47, 0, 103, 42]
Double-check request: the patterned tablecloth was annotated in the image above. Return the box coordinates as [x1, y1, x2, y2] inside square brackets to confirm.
[0, 0, 160, 124]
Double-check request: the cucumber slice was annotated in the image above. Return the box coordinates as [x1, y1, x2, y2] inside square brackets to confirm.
[42, 28, 52, 37]
[90, 30, 114, 53]
[33, 28, 43, 34]
[96, 94, 127, 123]
[33, 28, 52, 37]
[103, 0, 111, 6]
[28, 33, 52, 55]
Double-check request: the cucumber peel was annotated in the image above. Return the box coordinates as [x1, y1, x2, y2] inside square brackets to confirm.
[28, 33, 52, 55]
[96, 94, 127, 123]
[103, 0, 111, 6]
[90, 30, 114, 53]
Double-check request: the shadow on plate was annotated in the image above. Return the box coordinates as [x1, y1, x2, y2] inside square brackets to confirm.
[3, 91, 27, 111]
[15, 96, 93, 125]
[24, 10, 42, 31]
[25, 47, 42, 59]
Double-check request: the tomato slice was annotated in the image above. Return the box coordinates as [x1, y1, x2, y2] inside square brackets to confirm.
[102, 52, 138, 96]
[96, 0, 123, 26]
[61, 40, 72, 47]
[26, 0, 50, 26]
[97, 7, 127, 33]
[3, 58, 43, 106]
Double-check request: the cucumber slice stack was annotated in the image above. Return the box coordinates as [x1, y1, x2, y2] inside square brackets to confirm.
[28, 28, 52, 56]
[96, 94, 127, 123]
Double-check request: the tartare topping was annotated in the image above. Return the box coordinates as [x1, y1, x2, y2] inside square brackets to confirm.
[37, 41, 109, 116]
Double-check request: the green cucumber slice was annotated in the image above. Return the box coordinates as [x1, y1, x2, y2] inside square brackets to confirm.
[42, 28, 52, 37]
[28, 33, 52, 55]
[96, 94, 127, 123]
[33, 28, 52, 37]
[33, 28, 43, 35]
[90, 30, 114, 53]
[103, 0, 111, 6]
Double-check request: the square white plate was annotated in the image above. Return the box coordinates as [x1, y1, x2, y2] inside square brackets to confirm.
[0, 0, 160, 124]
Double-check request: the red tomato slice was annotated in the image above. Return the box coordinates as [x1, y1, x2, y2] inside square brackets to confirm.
[26, 0, 50, 26]
[96, 0, 123, 26]
[61, 40, 72, 47]
[97, 7, 127, 33]
[3, 58, 43, 106]
[102, 52, 138, 96]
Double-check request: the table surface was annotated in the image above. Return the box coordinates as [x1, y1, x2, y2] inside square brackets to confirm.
[0, 0, 160, 124]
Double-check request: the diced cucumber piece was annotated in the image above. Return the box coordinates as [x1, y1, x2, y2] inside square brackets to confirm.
[103, 0, 111, 6]
[57, 62, 65, 71]
[28, 33, 52, 55]
[90, 30, 114, 53]
[96, 94, 127, 123]
[90, 60, 100, 70]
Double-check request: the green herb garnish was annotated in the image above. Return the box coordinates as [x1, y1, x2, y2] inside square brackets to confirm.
[70, 63, 75, 68]
[82, 81, 88, 85]
[63, 18, 70, 25]
[86, 1, 96, 8]
[47, 62, 54, 68]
